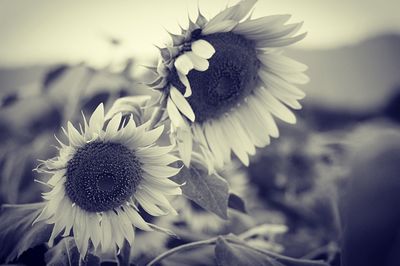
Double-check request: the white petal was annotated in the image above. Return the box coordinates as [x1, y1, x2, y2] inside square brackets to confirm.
[279, 72, 310, 84]
[89, 103, 105, 135]
[135, 145, 175, 157]
[248, 96, 279, 138]
[100, 214, 114, 252]
[258, 69, 306, 99]
[86, 213, 101, 249]
[257, 89, 296, 124]
[140, 186, 177, 214]
[62, 204, 77, 237]
[220, 117, 249, 166]
[178, 71, 192, 97]
[245, 22, 303, 41]
[236, 105, 270, 148]
[142, 179, 182, 196]
[133, 125, 164, 148]
[142, 164, 182, 178]
[167, 97, 186, 127]
[47, 170, 66, 187]
[170, 87, 195, 122]
[135, 191, 167, 216]
[191, 39, 216, 59]
[174, 53, 194, 75]
[230, 0, 257, 22]
[233, 15, 291, 35]
[264, 86, 302, 110]
[257, 53, 308, 73]
[140, 153, 179, 165]
[202, 19, 238, 35]
[206, 5, 237, 28]
[227, 113, 256, 156]
[124, 206, 153, 231]
[104, 112, 122, 140]
[115, 209, 135, 245]
[186, 51, 209, 71]
[256, 32, 307, 48]
[67, 122, 84, 147]
[176, 126, 193, 167]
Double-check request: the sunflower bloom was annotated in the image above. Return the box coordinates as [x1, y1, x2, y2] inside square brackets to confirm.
[149, 0, 308, 169]
[34, 103, 182, 257]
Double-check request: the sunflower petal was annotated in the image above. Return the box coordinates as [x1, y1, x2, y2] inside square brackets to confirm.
[191, 39, 216, 59]
[170, 87, 195, 122]
[174, 53, 194, 75]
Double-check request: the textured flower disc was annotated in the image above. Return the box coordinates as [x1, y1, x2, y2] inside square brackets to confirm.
[171, 31, 260, 122]
[66, 141, 142, 212]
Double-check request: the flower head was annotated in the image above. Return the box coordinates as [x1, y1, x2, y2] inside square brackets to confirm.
[149, 0, 308, 169]
[34, 103, 182, 257]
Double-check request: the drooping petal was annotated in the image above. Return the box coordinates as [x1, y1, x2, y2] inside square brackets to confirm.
[186, 51, 209, 71]
[167, 97, 186, 127]
[174, 53, 194, 75]
[177, 71, 192, 97]
[191, 39, 216, 59]
[170, 87, 195, 122]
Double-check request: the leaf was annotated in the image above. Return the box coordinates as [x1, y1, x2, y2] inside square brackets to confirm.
[228, 193, 247, 214]
[42, 65, 69, 90]
[174, 166, 229, 219]
[45, 237, 100, 266]
[0, 203, 52, 262]
[215, 236, 284, 266]
[218, 235, 330, 266]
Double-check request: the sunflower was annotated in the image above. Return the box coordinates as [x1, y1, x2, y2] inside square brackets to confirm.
[34, 103, 182, 257]
[149, 0, 308, 169]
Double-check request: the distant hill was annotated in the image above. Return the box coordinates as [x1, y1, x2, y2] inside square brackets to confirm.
[1, 34, 400, 115]
[287, 34, 400, 113]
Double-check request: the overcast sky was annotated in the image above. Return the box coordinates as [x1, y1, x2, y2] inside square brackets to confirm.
[1, 0, 400, 67]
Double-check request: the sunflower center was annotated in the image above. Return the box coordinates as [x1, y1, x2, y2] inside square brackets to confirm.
[65, 141, 142, 212]
[171, 32, 260, 123]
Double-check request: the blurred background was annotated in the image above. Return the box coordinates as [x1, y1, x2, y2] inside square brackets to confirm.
[1, 0, 400, 265]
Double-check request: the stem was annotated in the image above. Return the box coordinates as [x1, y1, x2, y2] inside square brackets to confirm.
[146, 237, 217, 266]
[146, 224, 330, 266]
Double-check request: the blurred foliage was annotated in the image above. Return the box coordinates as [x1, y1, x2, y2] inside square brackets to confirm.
[1, 49, 400, 265]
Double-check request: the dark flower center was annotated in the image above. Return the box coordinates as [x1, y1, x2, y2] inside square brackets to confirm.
[171, 32, 260, 123]
[65, 141, 142, 212]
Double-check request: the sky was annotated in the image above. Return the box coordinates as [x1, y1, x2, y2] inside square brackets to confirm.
[0, 0, 400, 67]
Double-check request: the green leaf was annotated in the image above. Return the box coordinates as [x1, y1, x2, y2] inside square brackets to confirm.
[45, 237, 100, 266]
[0, 203, 52, 262]
[174, 166, 229, 219]
[215, 236, 284, 266]
[228, 193, 247, 214]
